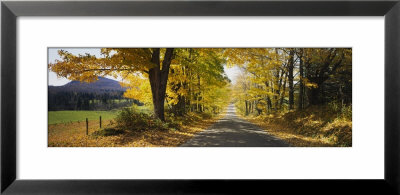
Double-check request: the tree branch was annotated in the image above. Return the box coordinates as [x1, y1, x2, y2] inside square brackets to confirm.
[76, 68, 136, 73]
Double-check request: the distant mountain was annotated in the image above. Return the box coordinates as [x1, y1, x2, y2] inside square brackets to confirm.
[49, 77, 126, 94]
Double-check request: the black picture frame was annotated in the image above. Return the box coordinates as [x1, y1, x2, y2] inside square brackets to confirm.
[1, 0, 399, 194]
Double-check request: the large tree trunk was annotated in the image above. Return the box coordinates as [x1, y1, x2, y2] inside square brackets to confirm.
[298, 50, 304, 110]
[275, 69, 284, 110]
[264, 81, 273, 113]
[280, 73, 288, 109]
[287, 50, 295, 110]
[148, 48, 174, 121]
[245, 100, 249, 115]
[197, 74, 202, 112]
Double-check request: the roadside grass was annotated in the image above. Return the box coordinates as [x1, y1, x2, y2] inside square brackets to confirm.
[240, 105, 352, 147]
[48, 111, 225, 147]
[48, 110, 119, 125]
[48, 106, 150, 125]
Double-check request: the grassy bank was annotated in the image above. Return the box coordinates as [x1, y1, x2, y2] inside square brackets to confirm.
[48, 111, 224, 147]
[48, 110, 119, 125]
[48, 106, 151, 125]
[241, 106, 352, 147]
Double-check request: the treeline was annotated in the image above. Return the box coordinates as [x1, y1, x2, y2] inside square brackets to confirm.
[48, 91, 139, 111]
[228, 48, 352, 115]
[51, 48, 351, 120]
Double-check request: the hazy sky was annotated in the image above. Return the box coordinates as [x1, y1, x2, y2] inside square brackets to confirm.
[48, 48, 104, 86]
[48, 48, 240, 86]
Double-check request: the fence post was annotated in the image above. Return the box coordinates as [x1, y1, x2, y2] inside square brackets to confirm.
[99, 116, 102, 129]
[86, 118, 88, 135]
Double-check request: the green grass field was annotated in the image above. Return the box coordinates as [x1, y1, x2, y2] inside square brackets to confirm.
[48, 105, 152, 125]
[48, 110, 119, 124]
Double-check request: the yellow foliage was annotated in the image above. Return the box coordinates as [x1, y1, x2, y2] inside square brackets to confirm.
[240, 106, 352, 147]
[121, 73, 153, 106]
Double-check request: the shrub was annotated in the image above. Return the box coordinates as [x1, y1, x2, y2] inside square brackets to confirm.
[164, 119, 181, 131]
[328, 100, 352, 120]
[340, 104, 352, 120]
[115, 107, 168, 132]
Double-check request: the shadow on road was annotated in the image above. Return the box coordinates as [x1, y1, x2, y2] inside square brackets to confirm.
[180, 104, 289, 147]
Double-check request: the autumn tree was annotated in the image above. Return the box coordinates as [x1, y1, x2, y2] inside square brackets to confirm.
[166, 48, 230, 116]
[49, 47, 351, 121]
[230, 48, 351, 115]
[49, 48, 174, 121]
[233, 70, 252, 115]
[284, 49, 295, 110]
[225, 48, 287, 113]
[296, 48, 305, 110]
[302, 48, 352, 105]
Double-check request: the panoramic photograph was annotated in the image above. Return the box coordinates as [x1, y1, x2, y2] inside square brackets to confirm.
[48, 48, 352, 147]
